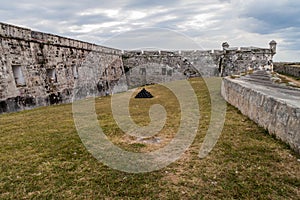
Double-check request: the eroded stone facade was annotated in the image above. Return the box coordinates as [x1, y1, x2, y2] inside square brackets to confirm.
[122, 50, 199, 88]
[0, 22, 126, 113]
[0, 22, 277, 113]
[274, 63, 300, 78]
[220, 46, 275, 76]
[122, 42, 276, 87]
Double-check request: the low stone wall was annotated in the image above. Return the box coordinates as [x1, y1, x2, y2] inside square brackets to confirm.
[274, 63, 300, 78]
[221, 71, 300, 154]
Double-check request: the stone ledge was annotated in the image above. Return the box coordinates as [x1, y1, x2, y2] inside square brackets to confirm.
[221, 72, 300, 154]
[0, 22, 121, 56]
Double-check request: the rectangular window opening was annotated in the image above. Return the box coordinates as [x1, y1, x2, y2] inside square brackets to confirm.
[46, 68, 57, 83]
[12, 65, 26, 87]
[72, 65, 79, 79]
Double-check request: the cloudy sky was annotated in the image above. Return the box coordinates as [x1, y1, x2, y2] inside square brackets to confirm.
[1, 0, 299, 61]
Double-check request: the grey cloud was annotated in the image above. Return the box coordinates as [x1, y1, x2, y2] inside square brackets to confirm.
[102, 28, 200, 50]
[0, 0, 299, 61]
[238, 1, 300, 34]
[72, 15, 115, 26]
[124, 0, 181, 9]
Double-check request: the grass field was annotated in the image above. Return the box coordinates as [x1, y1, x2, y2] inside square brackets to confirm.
[0, 78, 299, 199]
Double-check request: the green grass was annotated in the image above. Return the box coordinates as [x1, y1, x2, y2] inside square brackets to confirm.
[0, 78, 299, 199]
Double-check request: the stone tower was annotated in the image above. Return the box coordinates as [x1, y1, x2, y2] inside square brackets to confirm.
[269, 40, 277, 55]
[222, 42, 230, 50]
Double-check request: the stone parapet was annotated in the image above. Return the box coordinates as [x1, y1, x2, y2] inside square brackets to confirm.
[0, 22, 121, 55]
[221, 71, 300, 154]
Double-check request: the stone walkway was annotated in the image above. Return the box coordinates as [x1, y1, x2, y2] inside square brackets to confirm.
[237, 70, 300, 108]
[222, 70, 300, 154]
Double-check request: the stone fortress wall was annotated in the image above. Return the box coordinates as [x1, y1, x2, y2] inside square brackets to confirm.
[122, 50, 200, 88]
[179, 41, 276, 77]
[0, 22, 276, 114]
[219, 41, 276, 76]
[0, 22, 125, 113]
[274, 62, 300, 78]
[123, 42, 276, 87]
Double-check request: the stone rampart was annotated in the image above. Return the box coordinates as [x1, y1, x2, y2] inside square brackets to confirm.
[122, 50, 200, 88]
[221, 71, 300, 154]
[0, 22, 278, 114]
[274, 63, 300, 78]
[0, 22, 126, 113]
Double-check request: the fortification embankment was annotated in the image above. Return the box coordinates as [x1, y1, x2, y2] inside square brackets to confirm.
[221, 71, 300, 154]
[0, 22, 126, 113]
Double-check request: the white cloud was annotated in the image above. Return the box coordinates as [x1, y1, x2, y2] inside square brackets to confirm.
[127, 11, 147, 20]
[79, 9, 120, 18]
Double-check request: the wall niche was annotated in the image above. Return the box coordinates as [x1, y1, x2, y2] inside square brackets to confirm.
[12, 65, 26, 87]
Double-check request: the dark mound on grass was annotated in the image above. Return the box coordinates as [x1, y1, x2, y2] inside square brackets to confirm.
[135, 88, 153, 98]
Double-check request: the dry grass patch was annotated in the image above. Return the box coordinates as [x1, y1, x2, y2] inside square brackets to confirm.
[0, 77, 299, 199]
